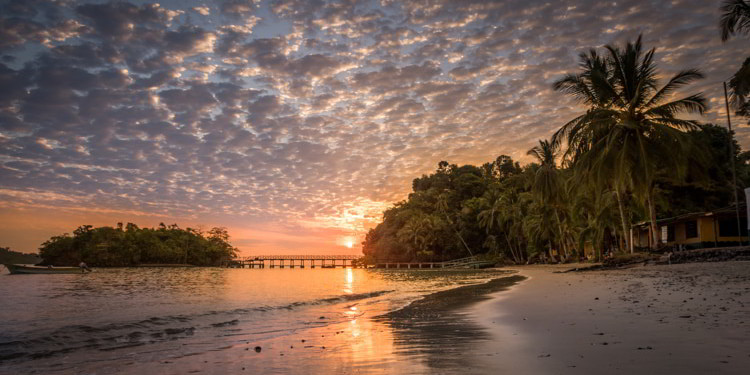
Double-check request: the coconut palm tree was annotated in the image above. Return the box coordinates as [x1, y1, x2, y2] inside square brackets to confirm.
[478, 193, 522, 263]
[728, 58, 750, 118]
[552, 35, 707, 249]
[550, 50, 635, 254]
[721, 0, 750, 41]
[571, 183, 619, 261]
[437, 191, 474, 257]
[527, 140, 569, 259]
[720, 1, 750, 119]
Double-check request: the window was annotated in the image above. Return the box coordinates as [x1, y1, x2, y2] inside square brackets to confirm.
[685, 220, 698, 239]
[667, 225, 675, 242]
[719, 218, 749, 237]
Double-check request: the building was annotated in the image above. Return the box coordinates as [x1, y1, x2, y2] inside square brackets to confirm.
[632, 205, 748, 250]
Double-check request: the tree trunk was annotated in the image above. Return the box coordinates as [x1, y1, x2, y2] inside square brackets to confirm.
[443, 212, 473, 257]
[614, 186, 631, 254]
[504, 234, 520, 264]
[647, 193, 659, 250]
[554, 210, 568, 260]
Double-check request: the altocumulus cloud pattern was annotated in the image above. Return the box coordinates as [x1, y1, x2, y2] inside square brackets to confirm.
[0, 0, 746, 253]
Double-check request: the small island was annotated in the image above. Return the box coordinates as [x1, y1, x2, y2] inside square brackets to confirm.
[37, 223, 238, 267]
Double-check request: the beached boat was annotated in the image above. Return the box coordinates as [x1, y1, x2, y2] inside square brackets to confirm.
[4, 264, 84, 274]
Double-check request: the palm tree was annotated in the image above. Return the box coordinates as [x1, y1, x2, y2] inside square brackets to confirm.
[527, 139, 569, 259]
[553, 35, 707, 249]
[436, 191, 474, 257]
[721, 0, 750, 41]
[478, 193, 522, 263]
[552, 49, 633, 254]
[721, 1, 750, 119]
[571, 183, 619, 261]
[728, 58, 750, 118]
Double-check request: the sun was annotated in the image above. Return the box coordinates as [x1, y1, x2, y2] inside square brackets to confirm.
[345, 240, 354, 248]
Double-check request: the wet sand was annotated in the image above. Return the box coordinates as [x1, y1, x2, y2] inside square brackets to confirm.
[469, 261, 750, 374]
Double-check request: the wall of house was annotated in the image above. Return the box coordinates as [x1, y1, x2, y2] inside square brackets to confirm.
[634, 228, 650, 248]
[631, 214, 749, 251]
[699, 217, 717, 244]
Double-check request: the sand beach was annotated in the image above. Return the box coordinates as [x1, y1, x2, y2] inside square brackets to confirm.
[469, 261, 750, 374]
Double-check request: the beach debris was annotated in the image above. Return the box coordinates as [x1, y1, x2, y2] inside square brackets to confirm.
[538, 354, 551, 358]
[321, 346, 326, 349]
[301, 339, 306, 342]
[637, 346, 654, 350]
[254, 346, 262, 353]
[319, 316, 326, 319]
[679, 315, 691, 318]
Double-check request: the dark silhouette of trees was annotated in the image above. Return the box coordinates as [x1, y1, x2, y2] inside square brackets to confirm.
[39, 223, 238, 266]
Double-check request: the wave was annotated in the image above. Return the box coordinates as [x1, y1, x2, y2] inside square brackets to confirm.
[0, 289, 393, 364]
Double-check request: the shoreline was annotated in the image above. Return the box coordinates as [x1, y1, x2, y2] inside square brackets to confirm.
[5, 263, 747, 374]
[381, 273, 526, 320]
[467, 261, 750, 374]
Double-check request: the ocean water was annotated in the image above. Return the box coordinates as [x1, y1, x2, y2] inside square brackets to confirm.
[0, 266, 512, 374]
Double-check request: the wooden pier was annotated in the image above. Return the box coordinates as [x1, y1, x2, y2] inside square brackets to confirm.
[224, 255, 496, 270]
[225, 255, 361, 269]
[374, 255, 495, 269]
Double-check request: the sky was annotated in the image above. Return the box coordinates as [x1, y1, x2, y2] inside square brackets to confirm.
[0, 0, 748, 256]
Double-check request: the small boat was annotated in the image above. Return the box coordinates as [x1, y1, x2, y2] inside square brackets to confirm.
[4, 264, 85, 274]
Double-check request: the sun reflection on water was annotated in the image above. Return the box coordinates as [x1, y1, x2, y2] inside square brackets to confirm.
[344, 268, 354, 293]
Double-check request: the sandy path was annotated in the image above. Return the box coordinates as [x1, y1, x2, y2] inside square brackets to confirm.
[469, 262, 750, 374]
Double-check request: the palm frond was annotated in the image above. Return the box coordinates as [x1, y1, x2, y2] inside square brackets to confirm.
[645, 94, 707, 117]
[646, 69, 705, 108]
[720, 0, 750, 41]
[728, 56, 750, 111]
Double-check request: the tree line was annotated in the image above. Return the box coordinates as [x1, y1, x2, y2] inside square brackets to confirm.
[362, 20, 750, 264]
[39, 223, 238, 267]
[0, 247, 41, 265]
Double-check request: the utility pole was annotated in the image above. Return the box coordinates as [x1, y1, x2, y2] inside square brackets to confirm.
[724, 82, 744, 246]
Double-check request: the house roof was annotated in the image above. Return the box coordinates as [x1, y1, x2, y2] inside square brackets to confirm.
[632, 203, 747, 228]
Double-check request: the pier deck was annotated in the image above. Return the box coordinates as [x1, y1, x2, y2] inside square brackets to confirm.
[224, 255, 361, 268]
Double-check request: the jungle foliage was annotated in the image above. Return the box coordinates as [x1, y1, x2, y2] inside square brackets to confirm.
[38, 223, 238, 267]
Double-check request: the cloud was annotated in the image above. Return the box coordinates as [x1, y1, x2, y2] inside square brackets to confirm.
[0, 0, 745, 254]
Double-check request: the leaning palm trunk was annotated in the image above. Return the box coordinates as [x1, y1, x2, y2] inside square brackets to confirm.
[554, 211, 569, 260]
[614, 186, 631, 253]
[442, 211, 474, 257]
[647, 193, 659, 250]
[504, 234, 520, 264]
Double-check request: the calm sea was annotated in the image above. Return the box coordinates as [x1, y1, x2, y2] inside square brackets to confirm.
[0, 266, 511, 374]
